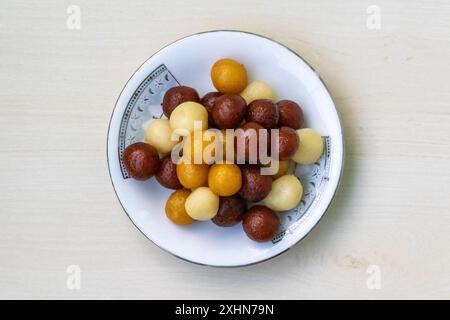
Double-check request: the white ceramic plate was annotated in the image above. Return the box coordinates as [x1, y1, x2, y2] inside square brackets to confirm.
[107, 30, 344, 267]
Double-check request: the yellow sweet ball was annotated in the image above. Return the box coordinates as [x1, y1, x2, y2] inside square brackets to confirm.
[240, 81, 276, 104]
[182, 130, 223, 164]
[291, 128, 324, 165]
[205, 129, 236, 163]
[165, 189, 195, 226]
[185, 187, 219, 221]
[169, 101, 208, 133]
[264, 175, 303, 211]
[176, 162, 209, 189]
[145, 119, 179, 154]
[211, 58, 248, 94]
[208, 163, 242, 196]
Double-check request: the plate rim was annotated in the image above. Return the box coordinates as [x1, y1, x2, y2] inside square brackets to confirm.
[106, 29, 345, 267]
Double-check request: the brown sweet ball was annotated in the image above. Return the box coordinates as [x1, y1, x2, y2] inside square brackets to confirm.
[211, 94, 246, 129]
[162, 86, 200, 117]
[235, 122, 269, 164]
[201, 92, 223, 113]
[200, 91, 223, 127]
[242, 205, 280, 242]
[123, 142, 160, 180]
[239, 165, 272, 202]
[212, 194, 247, 227]
[156, 155, 182, 189]
[276, 100, 303, 129]
[246, 99, 279, 129]
[275, 126, 299, 160]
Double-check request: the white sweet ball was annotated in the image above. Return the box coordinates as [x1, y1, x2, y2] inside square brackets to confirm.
[185, 187, 219, 220]
[145, 119, 179, 154]
[169, 101, 208, 133]
[292, 128, 324, 165]
[240, 81, 276, 104]
[264, 175, 303, 212]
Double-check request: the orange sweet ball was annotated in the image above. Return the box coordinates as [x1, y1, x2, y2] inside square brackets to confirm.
[165, 189, 195, 225]
[263, 160, 291, 180]
[211, 58, 248, 94]
[176, 162, 209, 189]
[208, 163, 242, 196]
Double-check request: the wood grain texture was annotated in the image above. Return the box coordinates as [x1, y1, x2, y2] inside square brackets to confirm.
[1, 0, 450, 299]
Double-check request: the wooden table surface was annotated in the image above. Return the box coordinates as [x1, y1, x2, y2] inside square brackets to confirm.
[1, 0, 450, 299]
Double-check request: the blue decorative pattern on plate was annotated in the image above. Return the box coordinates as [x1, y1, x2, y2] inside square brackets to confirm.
[118, 65, 179, 179]
[273, 136, 331, 243]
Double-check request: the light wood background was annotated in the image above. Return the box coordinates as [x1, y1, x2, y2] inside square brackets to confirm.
[1, 0, 450, 299]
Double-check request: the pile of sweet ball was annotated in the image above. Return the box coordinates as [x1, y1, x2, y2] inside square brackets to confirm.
[122, 58, 324, 243]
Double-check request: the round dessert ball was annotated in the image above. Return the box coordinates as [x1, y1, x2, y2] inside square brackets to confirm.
[240, 81, 276, 105]
[123, 142, 160, 180]
[246, 99, 279, 129]
[212, 94, 247, 129]
[275, 126, 299, 160]
[156, 155, 182, 189]
[208, 163, 242, 197]
[212, 194, 247, 227]
[169, 101, 208, 133]
[182, 129, 224, 164]
[211, 58, 248, 94]
[263, 159, 292, 180]
[201, 92, 223, 113]
[242, 205, 280, 242]
[165, 189, 194, 226]
[185, 187, 219, 221]
[277, 100, 303, 129]
[162, 86, 200, 117]
[264, 175, 303, 211]
[239, 165, 272, 202]
[201, 92, 222, 127]
[235, 122, 270, 164]
[145, 119, 179, 154]
[176, 162, 209, 189]
[182, 130, 215, 164]
[292, 128, 324, 165]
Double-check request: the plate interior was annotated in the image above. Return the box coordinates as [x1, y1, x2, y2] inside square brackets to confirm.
[108, 31, 343, 266]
